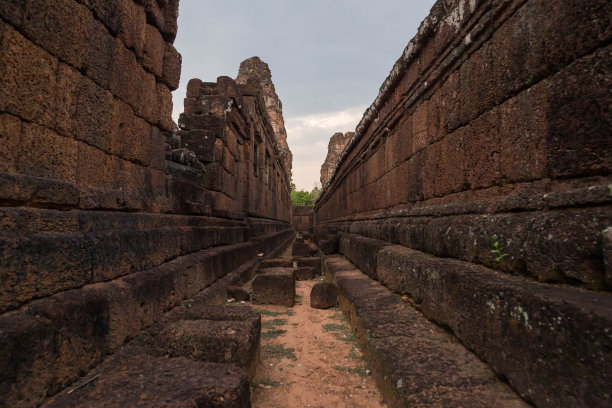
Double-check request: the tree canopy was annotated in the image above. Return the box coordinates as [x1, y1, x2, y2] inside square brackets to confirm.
[290, 182, 321, 207]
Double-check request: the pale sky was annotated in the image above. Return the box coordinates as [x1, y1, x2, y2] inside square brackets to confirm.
[172, 0, 437, 191]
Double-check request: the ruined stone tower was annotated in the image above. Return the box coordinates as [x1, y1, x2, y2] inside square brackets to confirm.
[237, 56, 293, 181]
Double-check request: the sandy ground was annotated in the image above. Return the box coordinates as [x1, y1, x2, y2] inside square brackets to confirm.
[241, 278, 387, 408]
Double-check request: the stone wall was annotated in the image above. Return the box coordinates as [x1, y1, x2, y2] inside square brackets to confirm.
[314, 0, 611, 407]
[292, 205, 314, 234]
[0, 2, 292, 406]
[320, 131, 353, 187]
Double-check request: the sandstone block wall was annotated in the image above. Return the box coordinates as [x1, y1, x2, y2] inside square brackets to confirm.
[293, 205, 314, 233]
[314, 0, 611, 407]
[0, 2, 293, 406]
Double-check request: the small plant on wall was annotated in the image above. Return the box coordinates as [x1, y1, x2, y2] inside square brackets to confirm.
[491, 234, 509, 262]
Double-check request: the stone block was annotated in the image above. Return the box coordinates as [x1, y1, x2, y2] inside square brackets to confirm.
[252, 267, 295, 307]
[310, 282, 338, 309]
[141, 24, 164, 76]
[292, 241, 316, 257]
[116, 0, 146, 57]
[0, 0, 25, 28]
[295, 266, 315, 281]
[296, 256, 321, 271]
[76, 0, 120, 35]
[318, 235, 339, 254]
[545, 44, 612, 178]
[109, 99, 153, 166]
[72, 76, 115, 152]
[155, 318, 258, 379]
[22, 0, 88, 70]
[0, 25, 58, 125]
[260, 258, 293, 268]
[162, 43, 181, 91]
[179, 129, 217, 163]
[83, 17, 115, 88]
[339, 234, 392, 280]
[156, 82, 173, 131]
[227, 286, 250, 301]
[43, 353, 250, 408]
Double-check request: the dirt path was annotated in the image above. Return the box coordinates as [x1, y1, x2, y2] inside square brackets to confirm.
[245, 279, 386, 408]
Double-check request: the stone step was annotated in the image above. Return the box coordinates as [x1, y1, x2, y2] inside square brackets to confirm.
[41, 303, 261, 407]
[0, 247, 260, 407]
[323, 254, 529, 408]
[42, 349, 250, 408]
[252, 267, 295, 306]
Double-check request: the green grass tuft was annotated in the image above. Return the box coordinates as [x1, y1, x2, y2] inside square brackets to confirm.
[262, 344, 297, 361]
[322, 323, 347, 332]
[261, 329, 287, 339]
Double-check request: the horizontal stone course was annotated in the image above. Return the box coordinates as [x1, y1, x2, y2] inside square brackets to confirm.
[322, 204, 612, 288]
[42, 351, 250, 408]
[0, 242, 257, 407]
[372, 243, 612, 408]
[323, 253, 527, 408]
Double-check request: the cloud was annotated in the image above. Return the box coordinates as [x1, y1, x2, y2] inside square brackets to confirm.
[286, 106, 365, 191]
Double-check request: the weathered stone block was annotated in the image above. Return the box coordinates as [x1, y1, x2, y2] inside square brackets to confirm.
[260, 258, 293, 268]
[162, 43, 181, 90]
[82, 17, 115, 88]
[227, 286, 250, 301]
[295, 266, 314, 281]
[292, 241, 316, 257]
[252, 267, 295, 306]
[72, 76, 115, 151]
[75, 0, 120, 35]
[318, 235, 339, 254]
[43, 353, 250, 408]
[0, 0, 25, 28]
[116, 0, 146, 57]
[179, 129, 217, 163]
[296, 256, 321, 270]
[339, 234, 391, 280]
[156, 82, 173, 131]
[0, 25, 58, 126]
[156, 319, 258, 378]
[141, 24, 164, 76]
[22, 0, 89, 70]
[310, 282, 338, 309]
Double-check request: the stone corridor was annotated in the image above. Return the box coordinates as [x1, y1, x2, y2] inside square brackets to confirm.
[0, 0, 610, 407]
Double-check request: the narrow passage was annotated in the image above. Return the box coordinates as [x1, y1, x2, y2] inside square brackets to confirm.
[243, 279, 386, 408]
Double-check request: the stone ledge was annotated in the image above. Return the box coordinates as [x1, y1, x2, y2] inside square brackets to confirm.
[322, 254, 527, 408]
[375, 244, 612, 408]
[42, 351, 249, 408]
[0, 242, 256, 407]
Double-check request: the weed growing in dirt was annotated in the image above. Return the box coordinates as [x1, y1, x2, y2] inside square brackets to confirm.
[261, 329, 287, 339]
[330, 309, 347, 322]
[347, 347, 361, 360]
[323, 323, 347, 332]
[262, 344, 297, 360]
[332, 365, 371, 378]
[491, 234, 509, 262]
[323, 322, 357, 343]
[262, 319, 288, 329]
[258, 309, 294, 317]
